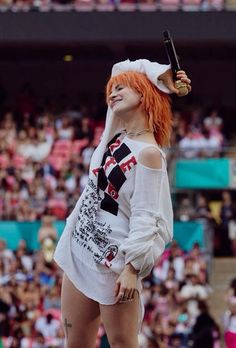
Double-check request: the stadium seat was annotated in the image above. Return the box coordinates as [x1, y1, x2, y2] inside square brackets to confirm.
[181, 0, 201, 10]
[117, 0, 137, 11]
[52, 139, 72, 159]
[53, 139, 72, 151]
[74, 0, 95, 10]
[137, 0, 158, 11]
[48, 155, 67, 171]
[159, 0, 180, 11]
[47, 198, 67, 219]
[72, 138, 89, 154]
[0, 154, 9, 169]
[95, 0, 115, 11]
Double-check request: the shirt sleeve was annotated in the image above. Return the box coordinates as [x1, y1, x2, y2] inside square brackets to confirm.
[111, 59, 171, 94]
[119, 162, 173, 278]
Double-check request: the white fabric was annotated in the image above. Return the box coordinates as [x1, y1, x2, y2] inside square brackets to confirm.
[68, 136, 173, 275]
[120, 159, 173, 278]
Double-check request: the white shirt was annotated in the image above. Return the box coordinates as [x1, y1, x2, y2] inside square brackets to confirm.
[71, 134, 173, 278]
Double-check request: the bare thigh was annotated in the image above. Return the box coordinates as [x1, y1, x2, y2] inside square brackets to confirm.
[61, 274, 101, 348]
[100, 291, 140, 348]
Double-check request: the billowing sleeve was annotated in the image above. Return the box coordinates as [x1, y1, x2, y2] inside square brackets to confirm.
[119, 162, 173, 278]
[111, 59, 171, 94]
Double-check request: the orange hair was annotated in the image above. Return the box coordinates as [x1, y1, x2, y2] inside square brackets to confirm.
[106, 71, 173, 147]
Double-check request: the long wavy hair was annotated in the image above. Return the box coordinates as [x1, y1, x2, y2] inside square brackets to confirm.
[106, 71, 173, 147]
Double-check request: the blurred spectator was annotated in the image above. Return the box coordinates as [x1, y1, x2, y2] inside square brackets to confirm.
[38, 213, 58, 263]
[76, 115, 94, 141]
[171, 110, 187, 144]
[35, 312, 61, 338]
[189, 107, 203, 134]
[223, 278, 236, 348]
[192, 300, 220, 348]
[0, 287, 11, 336]
[203, 107, 223, 134]
[178, 129, 203, 159]
[32, 332, 46, 348]
[199, 129, 222, 158]
[220, 191, 236, 256]
[175, 197, 195, 222]
[56, 115, 74, 140]
[179, 273, 209, 319]
[15, 239, 33, 272]
[195, 194, 214, 221]
[0, 239, 15, 275]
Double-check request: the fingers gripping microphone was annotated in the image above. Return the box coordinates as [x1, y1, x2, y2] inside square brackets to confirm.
[163, 30, 188, 97]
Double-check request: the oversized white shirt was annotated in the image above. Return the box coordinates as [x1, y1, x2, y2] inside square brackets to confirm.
[71, 134, 173, 278]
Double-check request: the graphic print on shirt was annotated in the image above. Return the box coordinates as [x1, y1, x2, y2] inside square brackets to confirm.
[93, 134, 137, 216]
[72, 178, 116, 264]
[72, 134, 137, 266]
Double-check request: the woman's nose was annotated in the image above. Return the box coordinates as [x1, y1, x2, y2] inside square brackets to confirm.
[110, 90, 118, 99]
[109, 93, 116, 104]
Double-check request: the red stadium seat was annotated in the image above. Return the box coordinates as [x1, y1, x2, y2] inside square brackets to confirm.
[51, 139, 72, 159]
[72, 138, 89, 155]
[47, 198, 67, 219]
[74, 0, 95, 11]
[159, 0, 180, 10]
[117, 0, 137, 11]
[48, 155, 66, 171]
[95, 0, 115, 11]
[53, 139, 72, 151]
[137, 0, 158, 11]
[0, 154, 9, 169]
[181, 0, 201, 10]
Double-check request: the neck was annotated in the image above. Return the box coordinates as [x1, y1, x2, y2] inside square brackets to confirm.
[124, 110, 148, 134]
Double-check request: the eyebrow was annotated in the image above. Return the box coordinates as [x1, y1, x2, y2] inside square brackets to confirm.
[114, 84, 123, 90]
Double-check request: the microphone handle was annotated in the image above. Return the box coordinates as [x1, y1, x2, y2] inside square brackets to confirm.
[163, 30, 188, 96]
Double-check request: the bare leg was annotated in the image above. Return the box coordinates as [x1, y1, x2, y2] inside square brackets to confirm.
[100, 291, 140, 348]
[61, 274, 101, 348]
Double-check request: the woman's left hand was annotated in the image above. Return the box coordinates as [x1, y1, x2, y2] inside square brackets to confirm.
[115, 263, 138, 303]
[159, 69, 191, 95]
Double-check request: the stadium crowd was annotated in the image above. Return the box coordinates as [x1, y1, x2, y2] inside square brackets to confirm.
[0, 99, 226, 222]
[1, 235, 230, 348]
[0, 0, 230, 13]
[0, 93, 234, 347]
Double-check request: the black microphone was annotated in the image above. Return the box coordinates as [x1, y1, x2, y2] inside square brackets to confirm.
[163, 30, 188, 96]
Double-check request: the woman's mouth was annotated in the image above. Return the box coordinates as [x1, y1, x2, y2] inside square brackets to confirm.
[111, 99, 122, 108]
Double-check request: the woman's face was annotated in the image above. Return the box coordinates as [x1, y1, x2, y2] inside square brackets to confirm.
[108, 83, 142, 117]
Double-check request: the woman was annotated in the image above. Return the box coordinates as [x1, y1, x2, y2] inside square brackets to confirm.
[54, 59, 191, 348]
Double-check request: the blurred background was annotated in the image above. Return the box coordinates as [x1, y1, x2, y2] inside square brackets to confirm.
[0, 3, 236, 347]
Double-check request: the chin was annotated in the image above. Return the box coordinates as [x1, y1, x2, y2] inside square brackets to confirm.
[112, 107, 126, 118]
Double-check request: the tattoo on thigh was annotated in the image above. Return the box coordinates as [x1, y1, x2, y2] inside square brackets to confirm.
[64, 318, 72, 338]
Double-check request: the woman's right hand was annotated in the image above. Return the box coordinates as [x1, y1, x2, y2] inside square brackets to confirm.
[114, 263, 138, 303]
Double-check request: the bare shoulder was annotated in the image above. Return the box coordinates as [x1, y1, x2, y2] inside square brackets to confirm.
[138, 146, 162, 169]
